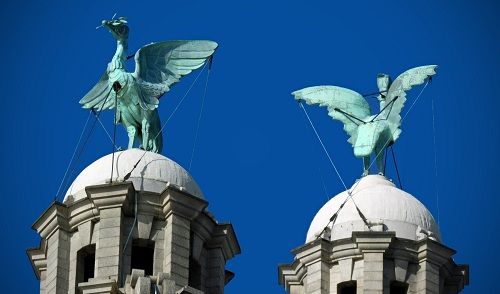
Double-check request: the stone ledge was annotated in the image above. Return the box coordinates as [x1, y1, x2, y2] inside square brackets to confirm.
[78, 278, 119, 294]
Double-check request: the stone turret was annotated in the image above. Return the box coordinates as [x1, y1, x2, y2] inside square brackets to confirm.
[279, 175, 468, 294]
[28, 149, 240, 294]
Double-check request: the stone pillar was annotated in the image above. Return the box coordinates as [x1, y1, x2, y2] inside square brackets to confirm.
[46, 229, 71, 294]
[40, 270, 47, 294]
[161, 189, 207, 289]
[305, 261, 329, 294]
[87, 182, 134, 283]
[354, 232, 394, 294]
[416, 260, 439, 294]
[32, 203, 70, 294]
[362, 252, 384, 294]
[205, 247, 225, 294]
[164, 213, 191, 286]
[296, 239, 330, 294]
[415, 240, 454, 294]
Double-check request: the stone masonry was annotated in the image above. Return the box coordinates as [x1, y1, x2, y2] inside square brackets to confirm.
[279, 232, 468, 294]
[28, 181, 240, 294]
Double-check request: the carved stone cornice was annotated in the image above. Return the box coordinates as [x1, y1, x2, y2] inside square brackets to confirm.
[26, 239, 47, 280]
[278, 258, 306, 291]
[32, 202, 69, 239]
[294, 238, 332, 266]
[416, 238, 456, 266]
[160, 188, 207, 221]
[206, 223, 241, 261]
[85, 182, 135, 212]
[353, 231, 395, 253]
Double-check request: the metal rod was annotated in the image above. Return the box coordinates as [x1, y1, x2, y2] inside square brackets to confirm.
[110, 95, 118, 183]
[334, 108, 366, 124]
[362, 90, 387, 97]
[370, 96, 399, 122]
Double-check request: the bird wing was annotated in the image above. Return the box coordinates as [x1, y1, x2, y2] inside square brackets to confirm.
[79, 70, 115, 110]
[133, 40, 218, 110]
[381, 65, 437, 141]
[292, 86, 371, 146]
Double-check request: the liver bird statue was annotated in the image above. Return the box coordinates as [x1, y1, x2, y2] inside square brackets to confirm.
[80, 17, 218, 153]
[293, 65, 437, 176]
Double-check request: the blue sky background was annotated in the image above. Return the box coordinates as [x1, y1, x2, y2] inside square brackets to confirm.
[1, 0, 498, 292]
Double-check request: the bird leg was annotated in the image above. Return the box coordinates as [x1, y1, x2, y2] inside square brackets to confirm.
[126, 126, 137, 149]
[142, 119, 151, 151]
[362, 156, 370, 176]
[375, 146, 385, 176]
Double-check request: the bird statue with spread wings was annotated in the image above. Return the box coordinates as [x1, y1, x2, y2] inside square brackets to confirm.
[293, 65, 437, 176]
[80, 16, 217, 153]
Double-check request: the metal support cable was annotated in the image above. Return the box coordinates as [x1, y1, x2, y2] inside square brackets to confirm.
[383, 147, 388, 174]
[58, 92, 112, 201]
[349, 80, 430, 195]
[314, 79, 432, 240]
[155, 62, 208, 142]
[318, 168, 330, 201]
[54, 110, 92, 200]
[121, 191, 138, 286]
[298, 101, 372, 239]
[299, 102, 348, 191]
[189, 58, 212, 171]
[123, 62, 208, 181]
[391, 146, 403, 189]
[92, 110, 119, 150]
[110, 95, 118, 183]
[431, 97, 441, 225]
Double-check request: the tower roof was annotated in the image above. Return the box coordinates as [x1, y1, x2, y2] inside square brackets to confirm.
[306, 175, 440, 243]
[64, 148, 203, 203]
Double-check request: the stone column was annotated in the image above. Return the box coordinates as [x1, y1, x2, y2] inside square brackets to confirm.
[87, 182, 134, 283]
[354, 232, 394, 294]
[46, 229, 71, 294]
[164, 212, 191, 286]
[416, 261, 439, 294]
[416, 240, 455, 294]
[32, 203, 70, 294]
[203, 222, 240, 294]
[295, 239, 331, 294]
[205, 247, 225, 294]
[161, 189, 207, 289]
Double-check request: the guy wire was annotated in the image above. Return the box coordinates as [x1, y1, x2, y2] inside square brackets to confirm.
[349, 80, 430, 195]
[92, 110, 119, 150]
[431, 97, 441, 225]
[110, 95, 118, 183]
[54, 110, 92, 200]
[299, 102, 348, 191]
[57, 90, 113, 201]
[314, 79, 432, 240]
[189, 57, 212, 171]
[123, 62, 209, 181]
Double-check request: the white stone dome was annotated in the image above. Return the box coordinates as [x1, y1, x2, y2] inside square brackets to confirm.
[64, 149, 204, 203]
[306, 175, 440, 243]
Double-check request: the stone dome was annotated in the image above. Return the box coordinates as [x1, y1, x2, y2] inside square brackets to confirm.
[64, 149, 204, 203]
[306, 175, 440, 243]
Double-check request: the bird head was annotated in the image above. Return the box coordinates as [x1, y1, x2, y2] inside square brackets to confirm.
[101, 17, 129, 41]
[376, 73, 391, 94]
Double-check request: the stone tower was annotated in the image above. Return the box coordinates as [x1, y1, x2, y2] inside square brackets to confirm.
[279, 175, 468, 294]
[28, 149, 240, 294]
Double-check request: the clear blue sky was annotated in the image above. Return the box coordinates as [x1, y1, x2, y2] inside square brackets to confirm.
[1, 1, 498, 293]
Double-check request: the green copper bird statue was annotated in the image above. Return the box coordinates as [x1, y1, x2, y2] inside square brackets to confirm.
[293, 65, 437, 176]
[80, 16, 218, 153]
